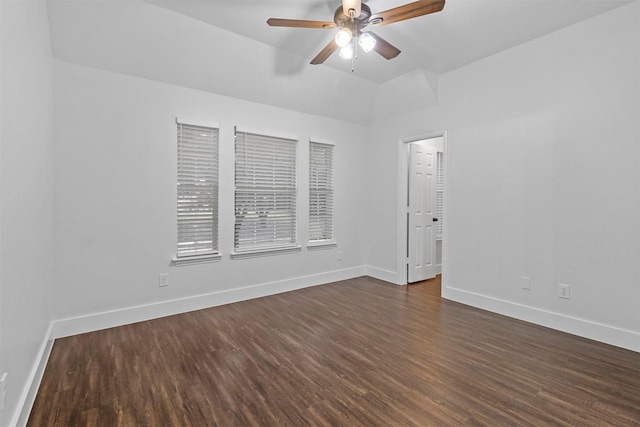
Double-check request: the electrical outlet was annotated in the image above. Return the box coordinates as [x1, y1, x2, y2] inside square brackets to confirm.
[558, 283, 571, 299]
[521, 276, 531, 290]
[159, 273, 169, 288]
[0, 372, 7, 411]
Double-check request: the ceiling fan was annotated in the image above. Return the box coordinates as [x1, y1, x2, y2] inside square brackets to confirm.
[267, 0, 445, 65]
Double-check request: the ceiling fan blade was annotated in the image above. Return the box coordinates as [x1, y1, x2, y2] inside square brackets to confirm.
[369, 0, 445, 27]
[367, 32, 401, 60]
[310, 39, 339, 65]
[267, 18, 336, 29]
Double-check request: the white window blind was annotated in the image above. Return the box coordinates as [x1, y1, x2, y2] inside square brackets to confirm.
[234, 130, 297, 251]
[177, 122, 219, 257]
[435, 151, 444, 237]
[309, 142, 334, 242]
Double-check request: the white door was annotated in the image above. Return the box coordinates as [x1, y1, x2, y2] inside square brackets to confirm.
[408, 141, 437, 283]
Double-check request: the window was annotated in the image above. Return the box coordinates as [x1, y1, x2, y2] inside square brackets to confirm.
[309, 141, 334, 243]
[176, 120, 219, 259]
[234, 130, 297, 253]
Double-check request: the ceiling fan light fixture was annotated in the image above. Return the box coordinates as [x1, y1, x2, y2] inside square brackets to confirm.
[339, 43, 354, 59]
[335, 27, 353, 48]
[359, 32, 377, 53]
[268, 0, 445, 66]
[342, 0, 361, 18]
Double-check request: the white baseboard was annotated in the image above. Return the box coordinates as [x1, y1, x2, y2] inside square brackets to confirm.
[365, 266, 402, 285]
[11, 324, 54, 427]
[18, 269, 638, 426]
[52, 266, 366, 339]
[442, 286, 640, 353]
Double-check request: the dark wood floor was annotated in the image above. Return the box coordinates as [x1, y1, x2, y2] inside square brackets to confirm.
[28, 276, 640, 426]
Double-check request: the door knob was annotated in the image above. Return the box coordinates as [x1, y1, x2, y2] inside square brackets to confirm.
[433, 217, 439, 222]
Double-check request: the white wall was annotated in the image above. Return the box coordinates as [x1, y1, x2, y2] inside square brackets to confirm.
[2, 1, 638, 424]
[52, 61, 367, 335]
[46, 0, 378, 125]
[0, 1, 54, 425]
[365, 2, 640, 351]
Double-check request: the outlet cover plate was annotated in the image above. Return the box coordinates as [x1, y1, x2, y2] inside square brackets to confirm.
[159, 273, 169, 287]
[558, 283, 571, 299]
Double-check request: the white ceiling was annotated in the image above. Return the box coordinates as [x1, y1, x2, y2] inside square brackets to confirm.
[146, 0, 632, 83]
[46, 0, 633, 124]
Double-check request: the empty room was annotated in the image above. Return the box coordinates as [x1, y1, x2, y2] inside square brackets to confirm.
[1, 0, 639, 426]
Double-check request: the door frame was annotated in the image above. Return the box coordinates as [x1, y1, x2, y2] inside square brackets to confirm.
[407, 141, 437, 283]
[396, 130, 448, 288]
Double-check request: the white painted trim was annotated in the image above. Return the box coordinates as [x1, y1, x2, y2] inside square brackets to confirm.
[396, 140, 410, 285]
[396, 130, 449, 286]
[19, 269, 637, 427]
[443, 286, 640, 353]
[234, 126, 299, 144]
[440, 135, 451, 293]
[308, 139, 335, 147]
[12, 323, 54, 427]
[230, 246, 301, 260]
[172, 253, 222, 266]
[52, 266, 366, 339]
[175, 117, 219, 129]
[366, 266, 402, 285]
[307, 241, 337, 250]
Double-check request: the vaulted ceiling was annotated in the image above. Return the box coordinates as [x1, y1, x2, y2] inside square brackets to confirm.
[46, 0, 633, 124]
[147, 0, 632, 83]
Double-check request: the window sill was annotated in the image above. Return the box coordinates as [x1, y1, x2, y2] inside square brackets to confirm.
[172, 253, 222, 266]
[231, 246, 301, 260]
[307, 241, 337, 250]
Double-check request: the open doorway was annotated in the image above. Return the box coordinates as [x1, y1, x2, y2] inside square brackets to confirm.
[396, 132, 446, 287]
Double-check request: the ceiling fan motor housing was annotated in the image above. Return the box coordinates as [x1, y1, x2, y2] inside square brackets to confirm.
[267, 0, 446, 65]
[334, 4, 373, 33]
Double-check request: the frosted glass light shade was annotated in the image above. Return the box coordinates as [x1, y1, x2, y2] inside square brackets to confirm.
[359, 32, 376, 53]
[339, 43, 354, 59]
[335, 28, 353, 48]
[336, 28, 353, 47]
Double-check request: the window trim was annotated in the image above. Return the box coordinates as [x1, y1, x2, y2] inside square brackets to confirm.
[308, 140, 335, 245]
[230, 245, 302, 260]
[233, 128, 299, 257]
[175, 118, 220, 263]
[172, 253, 222, 266]
[307, 241, 337, 250]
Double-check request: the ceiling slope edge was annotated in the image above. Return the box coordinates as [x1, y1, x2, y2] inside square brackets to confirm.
[368, 68, 439, 124]
[47, 0, 379, 125]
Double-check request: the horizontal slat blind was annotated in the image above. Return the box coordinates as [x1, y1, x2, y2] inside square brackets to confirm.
[435, 151, 444, 237]
[309, 142, 334, 242]
[235, 130, 297, 251]
[177, 122, 219, 256]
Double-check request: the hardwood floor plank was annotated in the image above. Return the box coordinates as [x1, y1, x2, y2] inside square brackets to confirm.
[28, 276, 640, 426]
